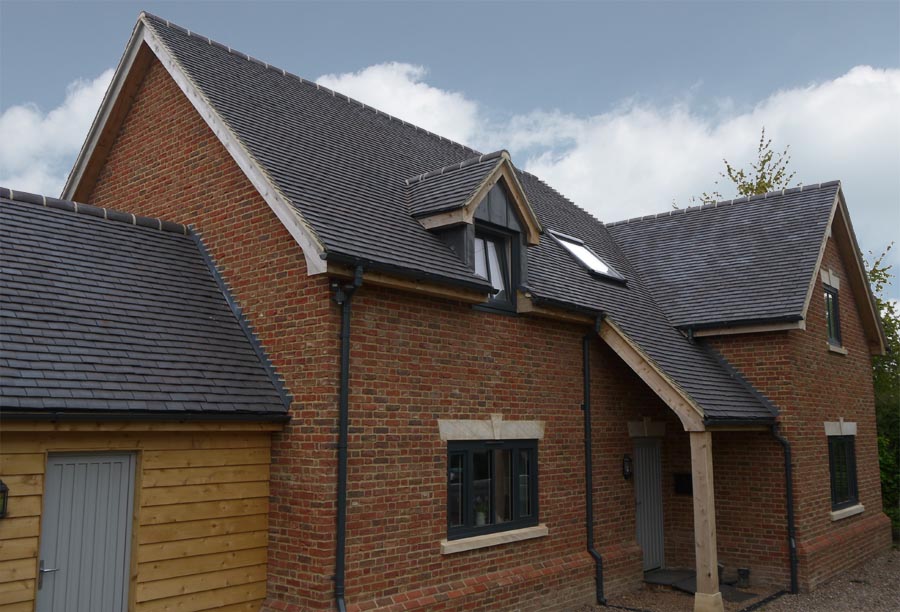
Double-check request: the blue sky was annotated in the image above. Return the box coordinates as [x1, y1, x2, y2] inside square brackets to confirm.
[2, 1, 899, 297]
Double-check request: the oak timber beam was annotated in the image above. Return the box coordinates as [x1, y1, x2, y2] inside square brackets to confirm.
[598, 320, 706, 432]
[691, 430, 724, 612]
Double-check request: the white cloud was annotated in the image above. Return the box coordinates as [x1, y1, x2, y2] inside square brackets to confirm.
[317, 63, 900, 296]
[317, 62, 481, 146]
[0, 69, 113, 196]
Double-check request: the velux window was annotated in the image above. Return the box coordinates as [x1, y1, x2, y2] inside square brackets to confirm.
[550, 231, 625, 283]
[828, 435, 858, 510]
[447, 440, 538, 539]
[474, 231, 511, 305]
[824, 285, 841, 346]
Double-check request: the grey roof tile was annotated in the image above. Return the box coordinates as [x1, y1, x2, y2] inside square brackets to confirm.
[0, 191, 288, 419]
[606, 184, 838, 329]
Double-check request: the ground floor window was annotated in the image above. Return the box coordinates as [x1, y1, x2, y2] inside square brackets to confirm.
[447, 440, 538, 539]
[828, 435, 858, 510]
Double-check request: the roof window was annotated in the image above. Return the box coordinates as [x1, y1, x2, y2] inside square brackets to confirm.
[550, 231, 625, 283]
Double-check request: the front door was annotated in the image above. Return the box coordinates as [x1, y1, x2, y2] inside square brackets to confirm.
[634, 437, 665, 571]
[36, 453, 136, 612]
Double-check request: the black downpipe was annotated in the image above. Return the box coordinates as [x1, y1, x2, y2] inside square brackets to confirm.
[332, 267, 363, 612]
[583, 332, 606, 605]
[771, 425, 799, 594]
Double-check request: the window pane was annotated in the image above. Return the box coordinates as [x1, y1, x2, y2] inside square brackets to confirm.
[518, 449, 532, 517]
[486, 240, 506, 296]
[830, 437, 850, 505]
[474, 237, 487, 280]
[448, 453, 465, 528]
[493, 449, 513, 524]
[473, 450, 492, 526]
[562, 240, 611, 275]
[824, 287, 841, 344]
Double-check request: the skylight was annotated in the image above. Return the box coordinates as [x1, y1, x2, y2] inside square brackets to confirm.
[550, 231, 625, 282]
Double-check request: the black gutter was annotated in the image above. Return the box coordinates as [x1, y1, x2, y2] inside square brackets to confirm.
[771, 425, 799, 594]
[324, 251, 494, 295]
[331, 266, 363, 612]
[527, 292, 604, 319]
[703, 417, 777, 428]
[0, 410, 290, 422]
[680, 314, 804, 333]
[582, 316, 606, 605]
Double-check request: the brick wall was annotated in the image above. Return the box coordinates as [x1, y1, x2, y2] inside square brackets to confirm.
[710, 236, 891, 590]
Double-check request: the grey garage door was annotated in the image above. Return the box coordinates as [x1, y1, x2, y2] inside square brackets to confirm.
[36, 453, 136, 612]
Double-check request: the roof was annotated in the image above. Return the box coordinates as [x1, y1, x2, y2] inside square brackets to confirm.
[407, 151, 506, 218]
[65, 13, 786, 424]
[0, 187, 289, 420]
[606, 183, 840, 329]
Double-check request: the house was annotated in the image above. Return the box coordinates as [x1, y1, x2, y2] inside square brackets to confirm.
[0, 188, 289, 611]
[1, 11, 891, 612]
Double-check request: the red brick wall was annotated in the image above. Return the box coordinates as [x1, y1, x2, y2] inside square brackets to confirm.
[84, 53, 661, 610]
[710, 236, 891, 590]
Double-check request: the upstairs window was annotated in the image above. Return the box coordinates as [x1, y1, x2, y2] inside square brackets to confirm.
[474, 233, 508, 301]
[824, 284, 841, 346]
[550, 231, 625, 283]
[474, 226, 517, 310]
[448, 440, 538, 540]
[828, 435, 858, 510]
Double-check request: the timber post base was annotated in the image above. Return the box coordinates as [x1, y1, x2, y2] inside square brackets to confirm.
[693, 591, 724, 612]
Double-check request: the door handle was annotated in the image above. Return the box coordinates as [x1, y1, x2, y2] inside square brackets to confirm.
[38, 560, 59, 589]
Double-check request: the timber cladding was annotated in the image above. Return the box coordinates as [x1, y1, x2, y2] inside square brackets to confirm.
[0, 422, 275, 611]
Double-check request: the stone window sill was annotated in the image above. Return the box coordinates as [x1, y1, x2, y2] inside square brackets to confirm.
[827, 343, 848, 355]
[830, 503, 864, 522]
[440, 524, 548, 555]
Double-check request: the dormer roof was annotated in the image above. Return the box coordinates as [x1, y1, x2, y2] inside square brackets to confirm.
[407, 150, 542, 245]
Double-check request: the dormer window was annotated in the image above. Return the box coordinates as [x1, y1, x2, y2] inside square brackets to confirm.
[474, 232, 509, 302]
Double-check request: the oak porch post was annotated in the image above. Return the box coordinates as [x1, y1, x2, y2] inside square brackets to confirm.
[690, 430, 724, 612]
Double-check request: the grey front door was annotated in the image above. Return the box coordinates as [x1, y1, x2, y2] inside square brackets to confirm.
[634, 438, 665, 571]
[36, 453, 136, 612]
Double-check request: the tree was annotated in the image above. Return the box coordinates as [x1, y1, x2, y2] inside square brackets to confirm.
[866, 245, 900, 539]
[698, 129, 899, 538]
[693, 127, 798, 204]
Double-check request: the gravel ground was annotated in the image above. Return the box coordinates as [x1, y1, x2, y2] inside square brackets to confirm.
[758, 548, 899, 611]
[582, 548, 900, 612]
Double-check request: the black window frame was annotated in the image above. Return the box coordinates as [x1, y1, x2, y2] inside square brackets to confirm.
[828, 435, 859, 510]
[473, 224, 518, 313]
[824, 284, 842, 346]
[447, 439, 539, 540]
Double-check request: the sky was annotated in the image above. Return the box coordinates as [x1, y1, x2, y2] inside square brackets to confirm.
[1, 0, 899, 298]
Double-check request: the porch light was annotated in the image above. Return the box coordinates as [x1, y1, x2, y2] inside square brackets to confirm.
[622, 454, 633, 480]
[0, 479, 8, 518]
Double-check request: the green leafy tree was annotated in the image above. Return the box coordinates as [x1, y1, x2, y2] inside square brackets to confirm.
[693, 127, 798, 204]
[866, 245, 900, 539]
[697, 129, 900, 537]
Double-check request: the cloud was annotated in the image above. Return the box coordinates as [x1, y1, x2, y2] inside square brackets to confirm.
[0, 69, 114, 196]
[317, 63, 481, 146]
[317, 63, 900, 296]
